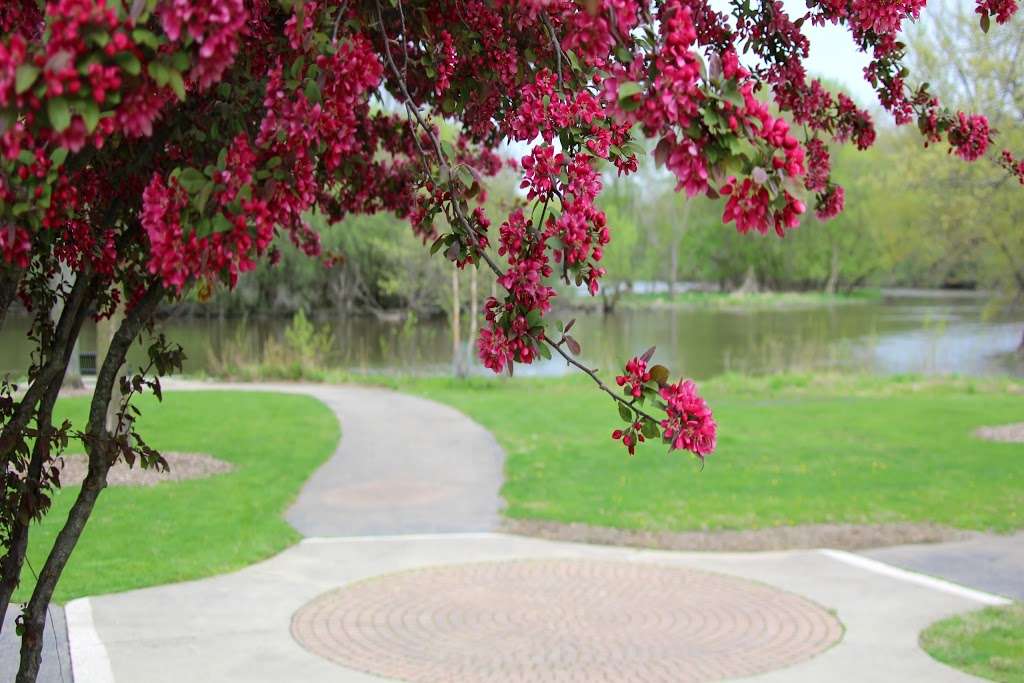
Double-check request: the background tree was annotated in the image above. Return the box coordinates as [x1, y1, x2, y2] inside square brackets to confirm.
[0, 1, 1021, 680]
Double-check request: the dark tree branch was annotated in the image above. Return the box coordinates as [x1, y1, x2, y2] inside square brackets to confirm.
[0, 274, 93, 461]
[374, 0, 506, 281]
[0, 267, 21, 335]
[0, 353, 70, 632]
[544, 337, 660, 424]
[15, 284, 164, 683]
[541, 14, 564, 90]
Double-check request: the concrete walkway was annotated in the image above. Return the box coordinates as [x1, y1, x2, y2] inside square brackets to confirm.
[866, 531, 1024, 601]
[8, 381, 1016, 681]
[74, 534, 1006, 682]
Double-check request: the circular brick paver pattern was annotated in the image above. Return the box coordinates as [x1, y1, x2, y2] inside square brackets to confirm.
[291, 558, 842, 682]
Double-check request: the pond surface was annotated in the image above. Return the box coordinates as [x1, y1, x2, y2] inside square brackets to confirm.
[2, 290, 1022, 380]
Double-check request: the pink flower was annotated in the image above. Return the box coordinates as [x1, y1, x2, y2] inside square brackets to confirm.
[616, 356, 652, 398]
[948, 113, 990, 162]
[659, 380, 717, 457]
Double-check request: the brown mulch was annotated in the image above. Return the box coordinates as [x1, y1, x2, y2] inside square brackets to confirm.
[975, 423, 1024, 443]
[57, 452, 234, 487]
[501, 519, 977, 552]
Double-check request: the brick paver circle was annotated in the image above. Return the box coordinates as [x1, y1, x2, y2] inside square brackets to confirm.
[291, 558, 842, 682]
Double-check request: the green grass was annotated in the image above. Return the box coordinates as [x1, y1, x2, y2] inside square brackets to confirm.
[404, 373, 1024, 533]
[16, 390, 339, 604]
[605, 289, 881, 310]
[921, 604, 1024, 682]
[19, 372, 1023, 606]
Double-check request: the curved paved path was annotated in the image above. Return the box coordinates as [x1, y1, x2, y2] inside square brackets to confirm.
[171, 380, 506, 537]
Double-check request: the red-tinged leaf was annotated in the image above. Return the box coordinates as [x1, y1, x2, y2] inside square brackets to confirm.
[640, 345, 656, 363]
[649, 364, 670, 385]
[565, 334, 581, 355]
[654, 136, 672, 169]
[564, 318, 576, 334]
[980, 12, 990, 32]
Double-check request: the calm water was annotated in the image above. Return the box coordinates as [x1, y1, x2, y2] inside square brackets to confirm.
[2, 290, 1022, 380]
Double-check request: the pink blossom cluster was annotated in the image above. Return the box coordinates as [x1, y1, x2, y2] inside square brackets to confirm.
[0, 224, 31, 268]
[948, 113, 990, 162]
[976, 0, 1019, 22]
[159, 0, 247, 90]
[659, 380, 717, 457]
[611, 421, 647, 456]
[615, 356, 652, 398]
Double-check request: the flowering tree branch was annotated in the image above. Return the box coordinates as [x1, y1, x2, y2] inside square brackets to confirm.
[0, 2, 1021, 679]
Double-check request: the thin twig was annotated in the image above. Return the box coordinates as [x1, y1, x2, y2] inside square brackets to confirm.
[541, 14, 564, 90]
[375, 0, 506, 279]
[544, 337, 660, 424]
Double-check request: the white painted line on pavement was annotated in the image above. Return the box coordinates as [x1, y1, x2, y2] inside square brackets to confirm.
[301, 532, 503, 544]
[819, 549, 1013, 606]
[65, 598, 115, 683]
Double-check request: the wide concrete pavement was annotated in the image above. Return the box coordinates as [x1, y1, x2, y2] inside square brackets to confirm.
[76, 533, 1006, 682]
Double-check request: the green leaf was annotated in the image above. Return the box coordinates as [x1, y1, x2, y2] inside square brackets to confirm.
[303, 79, 321, 104]
[167, 70, 186, 101]
[536, 342, 551, 360]
[193, 181, 214, 213]
[47, 97, 71, 132]
[170, 51, 190, 72]
[49, 146, 68, 168]
[618, 402, 632, 422]
[212, 212, 231, 233]
[80, 99, 101, 133]
[456, 165, 474, 189]
[641, 419, 660, 439]
[177, 167, 207, 193]
[15, 64, 40, 95]
[132, 28, 162, 49]
[440, 140, 456, 160]
[618, 81, 643, 100]
[114, 52, 142, 76]
[148, 61, 170, 87]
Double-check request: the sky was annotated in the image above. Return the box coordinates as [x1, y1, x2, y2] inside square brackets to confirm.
[708, 0, 876, 106]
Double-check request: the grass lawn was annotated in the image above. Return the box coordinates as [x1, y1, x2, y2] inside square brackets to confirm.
[16, 390, 339, 604]
[406, 373, 1024, 533]
[921, 603, 1024, 682]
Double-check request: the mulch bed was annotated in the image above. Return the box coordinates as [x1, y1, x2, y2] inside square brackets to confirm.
[58, 452, 234, 487]
[975, 423, 1024, 443]
[502, 518, 976, 552]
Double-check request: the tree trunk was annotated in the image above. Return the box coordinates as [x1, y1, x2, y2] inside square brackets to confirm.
[668, 200, 692, 300]
[824, 243, 840, 295]
[0, 276, 92, 472]
[451, 267, 464, 378]
[468, 267, 478, 364]
[16, 285, 163, 683]
[736, 266, 760, 294]
[0, 278, 93, 635]
[0, 367, 67, 631]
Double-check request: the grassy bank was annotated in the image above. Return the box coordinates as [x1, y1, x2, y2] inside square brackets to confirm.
[403, 373, 1024, 534]
[17, 391, 339, 604]
[580, 289, 882, 311]
[921, 604, 1024, 682]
